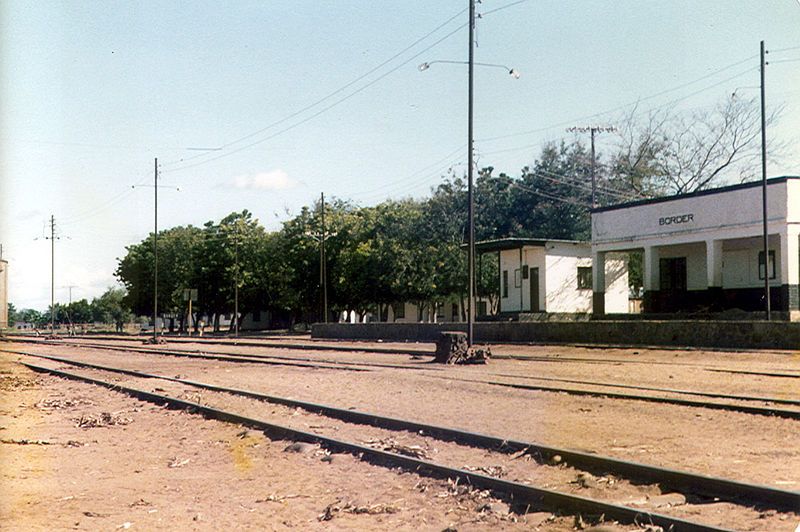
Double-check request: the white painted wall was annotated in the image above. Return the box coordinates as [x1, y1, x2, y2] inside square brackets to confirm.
[544, 243, 592, 313]
[499, 246, 547, 312]
[656, 242, 707, 291]
[593, 179, 793, 250]
[498, 242, 628, 314]
[605, 252, 629, 313]
[0, 260, 7, 328]
[721, 236, 783, 287]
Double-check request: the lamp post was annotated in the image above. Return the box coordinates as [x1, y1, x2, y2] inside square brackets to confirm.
[760, 40, 770, 321]
[419, 0, 518, 346]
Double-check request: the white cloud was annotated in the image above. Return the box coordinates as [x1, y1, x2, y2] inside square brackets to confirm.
[232, 169, 297, 191]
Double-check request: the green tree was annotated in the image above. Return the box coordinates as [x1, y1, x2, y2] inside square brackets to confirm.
[91, 287, 133, 331]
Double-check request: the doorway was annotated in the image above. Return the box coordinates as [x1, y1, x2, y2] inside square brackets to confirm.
[529, 267, 540, 312]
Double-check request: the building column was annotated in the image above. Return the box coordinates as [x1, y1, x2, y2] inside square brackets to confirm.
[706, 239, 724, 310]
[592, 251, 606, 315]
[780, 229, 800, 318]
[643, 246, 660, 312]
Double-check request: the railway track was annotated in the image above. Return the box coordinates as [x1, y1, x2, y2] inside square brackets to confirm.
[2, 337, 432, 372]
[21, 333, 800, 373]
[17, 356, 798, 531]
[11, 334, 798, 377]
[5, 341, 798, 421]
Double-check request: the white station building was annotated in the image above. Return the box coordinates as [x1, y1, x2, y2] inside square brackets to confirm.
[591, 176, 800, 321]
[476, 238, 629, 315]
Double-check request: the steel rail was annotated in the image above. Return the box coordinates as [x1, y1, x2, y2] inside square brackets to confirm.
[490, 373, 800, 407]
[14, 333, 431, 356]
[3, 337, 432, 372]
[1, 340, 372, 373]
[705, 368, 800, 379]
[12, 349, 799, 512]
[427, 375, 800, 420]
[19, 360, 735, 532]
[6, 341, 800, 419]
[9, 336, 798, 376]
[73, 340, 435, 371]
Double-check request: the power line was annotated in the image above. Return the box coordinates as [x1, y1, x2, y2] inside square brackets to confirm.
[348, 145, 465, 200]
[769, 45, 800, 53]
[768, 58, 800, 64]
[478, 54, 758, 143]
[161, 9, 468, 171]
[164, 24, 466, 174]
[495, 175, 590, 207]
[480, 0, 531, 17]
[532, 169, 638, 200]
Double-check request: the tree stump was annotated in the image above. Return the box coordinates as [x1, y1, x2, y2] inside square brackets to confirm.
[434, 332, 491, 364]
[434, 331, 468, 364]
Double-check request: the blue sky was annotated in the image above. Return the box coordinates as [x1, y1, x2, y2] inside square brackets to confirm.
[1, 0, 799, 310]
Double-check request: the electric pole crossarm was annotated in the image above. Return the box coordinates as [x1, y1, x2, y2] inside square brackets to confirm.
[566, 126, 617, 208]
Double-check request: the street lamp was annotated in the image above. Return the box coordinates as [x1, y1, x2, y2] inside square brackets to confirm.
[419, 0, 519, 346]
[418, 60, 520, 79]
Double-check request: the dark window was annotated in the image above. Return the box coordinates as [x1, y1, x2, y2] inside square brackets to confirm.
[758, 250, 776, 280]
[392, 302, 405, 319]
[514, 269, 521, 288]
[451, 303, 459, 320]
[577, 267, 592, 290]
[502, 270, 509, 298]
[660, 257, 687, 291]
[522, 265, 529, 279]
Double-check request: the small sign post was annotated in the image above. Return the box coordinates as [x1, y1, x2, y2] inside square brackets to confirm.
[183, 288, 198, 334]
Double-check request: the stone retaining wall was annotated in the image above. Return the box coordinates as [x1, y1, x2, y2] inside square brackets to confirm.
[311, 321, 800, 350]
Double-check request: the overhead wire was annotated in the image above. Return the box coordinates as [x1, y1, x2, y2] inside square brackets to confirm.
[347, 145, 465, 200]
[494, 175, 590, 207]
[162, 0, 530, 175]
[59, 176, 152, 226]
[478, 54, 759, 143]
[160, 9, 468, 171]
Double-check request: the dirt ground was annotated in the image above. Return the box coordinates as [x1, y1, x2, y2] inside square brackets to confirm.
[2, 337, 799, 531]
[0, 354, 626, 532]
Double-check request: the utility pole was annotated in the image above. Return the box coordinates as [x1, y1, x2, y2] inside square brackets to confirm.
[760, 40, 770, 321]
[234, 225, 239, 337]
[153, 157, 159, 342]
[304, 193, 334, 324]
[566, 126, 616, 208]
[466, 0, 475, 347]
[50, 215, 55, 336]
[64, 285, 77, 305]
[321, 192, 328, 323]
[40, 216, 61, 336]
[131, 158, 179, 342]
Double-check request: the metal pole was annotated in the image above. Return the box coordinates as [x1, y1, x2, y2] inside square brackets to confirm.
[153, 157, 159, 341]
[321, 192, 328, 323]
[50, 215, 55, 336]
[234, 230, 239, 337]
[466, 0, 475, 347]
[590, 128, 597, 208]
[760, 40, 770, 321]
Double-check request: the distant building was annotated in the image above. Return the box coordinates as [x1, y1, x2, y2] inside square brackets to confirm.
[476, 238, 629, 315]
[0, 258, 7, 329]
[591, 176, 800, 320]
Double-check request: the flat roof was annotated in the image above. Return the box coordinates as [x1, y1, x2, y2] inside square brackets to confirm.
[468, 237, 588, 253]
[591, 175, 800, 214]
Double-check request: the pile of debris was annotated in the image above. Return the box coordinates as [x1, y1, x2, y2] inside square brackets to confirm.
[433, 332, 491, 364]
